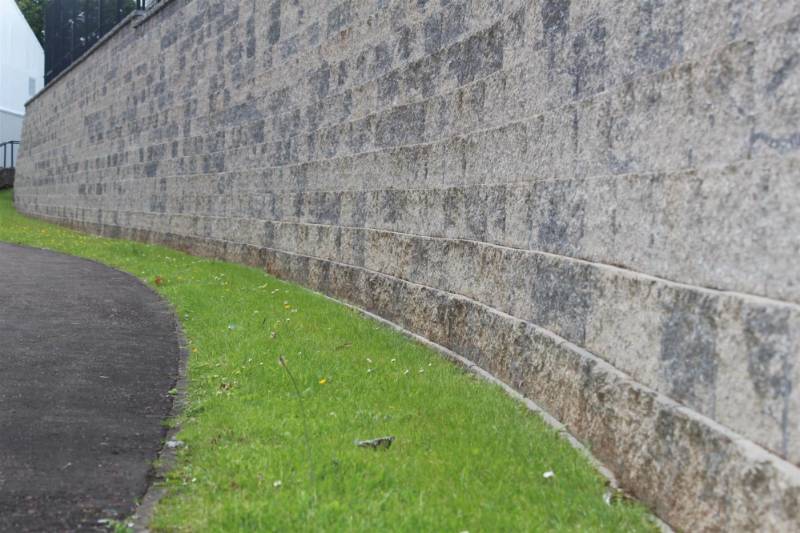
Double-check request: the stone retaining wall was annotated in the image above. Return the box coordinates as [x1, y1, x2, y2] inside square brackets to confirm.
[14, 1, 800, 529]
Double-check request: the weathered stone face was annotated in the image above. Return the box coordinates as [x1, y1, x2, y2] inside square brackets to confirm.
[13, 1, 800, 530]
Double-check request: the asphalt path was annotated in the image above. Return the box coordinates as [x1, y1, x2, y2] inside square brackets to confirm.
[0, 243, 180, 531]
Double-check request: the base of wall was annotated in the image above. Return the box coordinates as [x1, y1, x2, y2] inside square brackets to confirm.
[21, 210, 800, 533]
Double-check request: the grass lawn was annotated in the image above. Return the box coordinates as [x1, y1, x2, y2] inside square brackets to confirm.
[0, 189, 657, 532]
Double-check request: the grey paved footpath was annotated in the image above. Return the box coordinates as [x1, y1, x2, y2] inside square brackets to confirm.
[0, 243, 181, 532]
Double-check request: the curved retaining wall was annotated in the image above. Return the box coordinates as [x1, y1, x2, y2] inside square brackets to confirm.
[14, 1, 800, 529]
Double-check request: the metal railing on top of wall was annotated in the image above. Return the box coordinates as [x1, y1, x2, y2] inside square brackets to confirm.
[44, 0, 166, 85]
[1, 141, 20, 169]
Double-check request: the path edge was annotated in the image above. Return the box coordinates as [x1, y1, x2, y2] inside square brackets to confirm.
[129, 318, 190, 533]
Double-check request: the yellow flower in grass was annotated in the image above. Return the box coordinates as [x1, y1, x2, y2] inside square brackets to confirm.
[319, 378, 327, 385]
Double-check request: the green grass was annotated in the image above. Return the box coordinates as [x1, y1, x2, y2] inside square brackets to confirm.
[0, 189, 656, 532]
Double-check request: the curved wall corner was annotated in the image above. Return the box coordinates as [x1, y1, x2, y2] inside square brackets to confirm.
[14, 1, 800, 530]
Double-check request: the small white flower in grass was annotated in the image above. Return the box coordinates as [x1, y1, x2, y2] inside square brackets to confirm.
[543, 470, 555, 479]
[419, 369, 424, 373]
[273, 480, 282, 488]
[403, 369, 410, 375]
[367, 368, 374, 373]
[391, 358, 396, 363]
[366, 357, 373, 363]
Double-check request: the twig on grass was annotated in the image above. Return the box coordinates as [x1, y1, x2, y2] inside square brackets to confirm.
[278, 355, 316, 505]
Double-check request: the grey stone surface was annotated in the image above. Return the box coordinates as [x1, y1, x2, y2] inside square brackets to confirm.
[13, 1, 800, 530]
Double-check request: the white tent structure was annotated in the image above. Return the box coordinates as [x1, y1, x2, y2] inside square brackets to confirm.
[0, 0, 44, 145]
